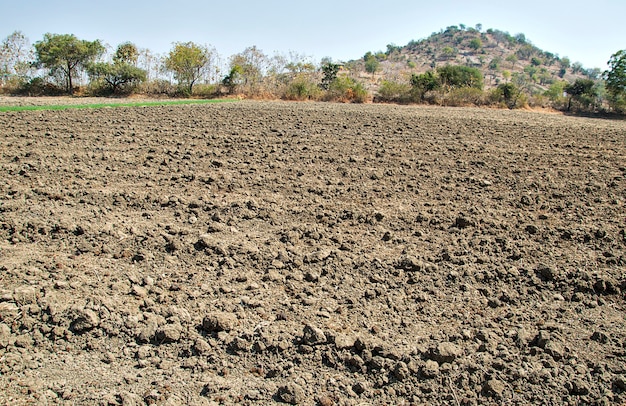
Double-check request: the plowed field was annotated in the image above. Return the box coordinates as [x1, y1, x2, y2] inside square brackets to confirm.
[1, 100, 625, 405]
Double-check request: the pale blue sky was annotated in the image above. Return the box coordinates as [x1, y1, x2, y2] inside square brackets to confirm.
[4, 0, 625, 70]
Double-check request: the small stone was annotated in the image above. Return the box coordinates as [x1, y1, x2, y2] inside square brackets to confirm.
[393, 361, 410, 381]
[202, 312, 238, 332]
[277, 383, 305, 405]
[430, 342, 462, 363]
[533, 330, 551, 348]
[302, 324, 326, 345]
[136, 323, 158, 343]
[544, 340, 565, 360]
[317, 395, 334, 406]
[483, 379, 505, 398]
[155, 323, 182, 343]
[0, 323, 12, 348]
[525, 224, 538, 234]
[353, 381, 368, 395]
[132, 285, 148, 298]
[536, 265, 555, 281]
[454, 216, 474, 229]
[334, 333, 356, 350]
[14, 334, 33, 348]
[591, 331, 609, 344]
[421, 360, 440, 378]
[70, 309, 100, 333]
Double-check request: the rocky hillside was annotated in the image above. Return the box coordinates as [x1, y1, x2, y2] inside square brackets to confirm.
[349, 25, 598, 92]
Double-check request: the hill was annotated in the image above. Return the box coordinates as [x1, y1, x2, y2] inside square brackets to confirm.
[346, 25, 599, 94]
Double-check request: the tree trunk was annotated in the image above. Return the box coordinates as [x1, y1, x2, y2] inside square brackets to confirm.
[67, 62, 74, 95]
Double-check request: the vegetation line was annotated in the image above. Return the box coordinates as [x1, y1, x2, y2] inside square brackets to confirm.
[0, 98, 235, 112]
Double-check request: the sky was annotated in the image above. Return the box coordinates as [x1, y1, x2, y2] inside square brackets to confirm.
[4, 0, 625, 70]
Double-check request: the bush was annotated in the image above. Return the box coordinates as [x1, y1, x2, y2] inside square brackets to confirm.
[137, 80, 178, 97]
[284, 75, 321, 101]
[442, 87, 486, 106]
[192, 84, 220, 98]
[15, 77, 64, 96]
[375, 80, 411, 103]
[324, 76, 369, 103]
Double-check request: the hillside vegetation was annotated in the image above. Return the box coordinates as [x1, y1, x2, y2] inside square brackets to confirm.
[1, 25, 625, 112]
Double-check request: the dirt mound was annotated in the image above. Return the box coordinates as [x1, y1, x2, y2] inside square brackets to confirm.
[1, 101, 625, 405]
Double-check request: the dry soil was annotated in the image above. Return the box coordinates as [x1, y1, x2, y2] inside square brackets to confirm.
[0, 100, 625, 405]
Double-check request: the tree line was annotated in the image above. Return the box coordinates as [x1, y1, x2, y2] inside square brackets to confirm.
[1, 30, 625, 113]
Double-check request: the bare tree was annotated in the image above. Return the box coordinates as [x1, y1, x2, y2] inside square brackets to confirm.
[1, 31, 34, 85]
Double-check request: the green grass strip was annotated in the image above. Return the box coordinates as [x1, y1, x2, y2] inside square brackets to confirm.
[0, 98, 236, 112]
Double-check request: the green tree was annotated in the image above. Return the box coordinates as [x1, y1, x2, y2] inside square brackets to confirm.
[34, 33, 105, 94]
[604, 50, 626, 111]
[496, 82, 522, 109]
[114, 42, 139, 65]
[564, 78, 596, 111]
[87, 43, 146, 95]
[320, 61, 340, 90]
[227, 46, 267, 94]
[437, 65, 483, 89]
[410, 70, 439, 101]
[505, 54, 518, 69]
[441, 46, 456, 59]
[469, 38, 482, 51]
[165, 41, 214, 94]
[364, 51, 380, 75]
[222, 65, 244, 94]
[488, 57, 502, 71]
[87, 62, 147, 94]
[544, 80, 567, 107]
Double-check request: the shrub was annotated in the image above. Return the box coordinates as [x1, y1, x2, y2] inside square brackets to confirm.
[284, 75, 321, 101]
[192, 83, 220, 98]
[137, 79, 178, 97]
[442, 87, 486, 106]
[324, 76, 369, 103]
[376, 80, 411, 103]
[16, 77, 64, 96]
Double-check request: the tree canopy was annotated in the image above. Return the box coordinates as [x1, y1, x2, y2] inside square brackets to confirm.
[34, 33, 104, 94]
[164, 42, 213, 94]
[87, 42, 146, 94]
[437, 65, 483, 89]
[564, 78, 596, 111]
[604, 50, 626, 111]
[1, 31, 33, 84]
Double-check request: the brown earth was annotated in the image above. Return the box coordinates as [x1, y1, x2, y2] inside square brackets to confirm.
[0, 100, 625, 405]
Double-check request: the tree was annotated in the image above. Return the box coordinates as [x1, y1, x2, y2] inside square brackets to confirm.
[410, 70, 439, 101]
[564, 78, 596, 111]
[222, 65, 244, 94]
[1, 31, 33, 85]
[496, 82, 522, 109]
[114, 42, 139, 65]
[604, 50, 626, 111]
[364, 51, 379, 76]
[320, 61, 340, 90]
[469, 38, 482, 51]
[87, 42, 146, 94]
[164, 41, 214, 94]
[437, 65, 483, 89]
[34, 33, 105, 94]
[441, 46, 456, 59]
[227, 46, 267, 94]
[505, 54, 518, 69]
